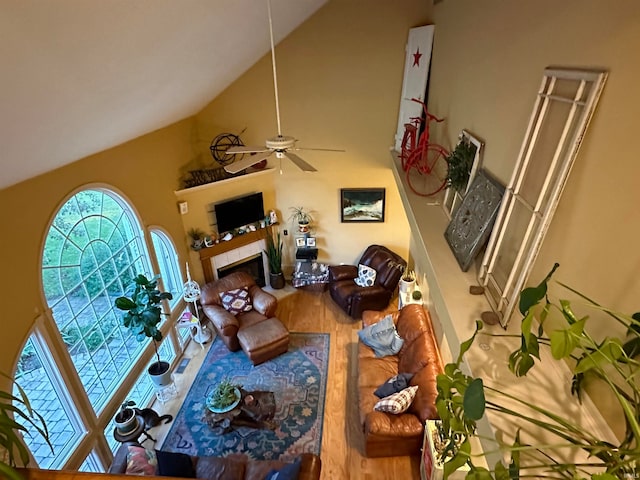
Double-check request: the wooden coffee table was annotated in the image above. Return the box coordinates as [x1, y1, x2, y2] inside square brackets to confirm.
[202, 389, 276, 435]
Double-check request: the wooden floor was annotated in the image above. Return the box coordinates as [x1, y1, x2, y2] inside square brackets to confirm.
[147, 286, 421, 480]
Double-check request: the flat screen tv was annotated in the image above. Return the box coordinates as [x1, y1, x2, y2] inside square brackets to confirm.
[214, 192, 265, 234]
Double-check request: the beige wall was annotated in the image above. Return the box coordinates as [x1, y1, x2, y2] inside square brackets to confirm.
[0, 0, 430, 375]
[190, 0, 430, 269]
[0, 120, 193, 370]
[429, 0, 640, 436]
[430, 0, 640, 335]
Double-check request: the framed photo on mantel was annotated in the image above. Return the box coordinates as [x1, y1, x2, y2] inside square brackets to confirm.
[340, 188, 385, 223]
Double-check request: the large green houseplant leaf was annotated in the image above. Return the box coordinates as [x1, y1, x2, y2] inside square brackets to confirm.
[0, 372, 52, 480]
[435, 264, 640, 478]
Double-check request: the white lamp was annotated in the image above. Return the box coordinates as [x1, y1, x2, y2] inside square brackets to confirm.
[182, 263, 211, 344]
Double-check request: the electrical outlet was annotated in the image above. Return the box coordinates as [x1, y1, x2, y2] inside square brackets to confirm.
[283, 229, 288, 236]
[178, 201, 188, 215]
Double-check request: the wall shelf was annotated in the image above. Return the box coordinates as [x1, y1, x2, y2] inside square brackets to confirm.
[174, 168, 276, 196]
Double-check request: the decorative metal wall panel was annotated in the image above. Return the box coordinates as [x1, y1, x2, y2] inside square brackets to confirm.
[444, 170, 504, 272]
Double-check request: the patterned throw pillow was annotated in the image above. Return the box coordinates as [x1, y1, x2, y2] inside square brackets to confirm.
[354, 264, 377, 287]
[374, 385, 419, 414]
[357, 314, 404, 358]
[219, 287, 253, 315]
[126, 445, 157, 475]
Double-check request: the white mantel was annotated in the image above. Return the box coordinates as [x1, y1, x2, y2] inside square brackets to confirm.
[198, 227, 273, 285]
[211, 238, 268, 285]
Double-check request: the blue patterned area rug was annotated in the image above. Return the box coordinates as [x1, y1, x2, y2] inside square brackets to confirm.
[160, 332, 329, 462]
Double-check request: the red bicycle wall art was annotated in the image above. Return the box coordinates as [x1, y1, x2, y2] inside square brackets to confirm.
[399, 98, 450, 197]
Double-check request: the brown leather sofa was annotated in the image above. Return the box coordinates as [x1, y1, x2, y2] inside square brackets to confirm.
[109, 443, 321, 480]
[200, 272, 289, 365]
[358, 304, 444, 457]
[328, 245, 406, 319]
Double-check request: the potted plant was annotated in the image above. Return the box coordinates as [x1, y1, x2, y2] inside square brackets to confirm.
[435, 263, 640, 479]
[187, 228, 205, 250]
[399, 267, 416, 300]
[115, 274, 174, 386]
[264, 228, 284, 289]
[114, 400, 137, 435]
[423, 419, 470, 480]
[206, 378, 242, 413]
[289, 206, 313, 233]
[0, 373, 52, 480]
[445, 139, 476, 193]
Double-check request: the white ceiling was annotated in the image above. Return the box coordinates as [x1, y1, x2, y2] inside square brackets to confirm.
[0, 0, 327, 190]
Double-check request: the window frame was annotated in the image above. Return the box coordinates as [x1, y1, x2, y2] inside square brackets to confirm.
[15, 184, 188, 471]
[478, 68, 608, 326]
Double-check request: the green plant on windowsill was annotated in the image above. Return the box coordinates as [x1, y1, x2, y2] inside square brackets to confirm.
[445, 139, 476, 193]
[436, 263, 640, 479]
[0, 372, 52, 480]
[115, 274, 173, 380]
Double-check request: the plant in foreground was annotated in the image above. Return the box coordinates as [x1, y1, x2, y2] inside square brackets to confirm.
[436, 263, 639, 479]
[0, 372, 52, 480]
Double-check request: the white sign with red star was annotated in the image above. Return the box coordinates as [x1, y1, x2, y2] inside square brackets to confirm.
[394, 25, 435, 151]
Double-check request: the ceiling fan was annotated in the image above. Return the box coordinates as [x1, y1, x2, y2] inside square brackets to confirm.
[224, 0, 343, 174]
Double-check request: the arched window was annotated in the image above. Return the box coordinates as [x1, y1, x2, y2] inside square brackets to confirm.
[15, 187, 185, 471]
[41, 189, 151, 410]
[150, 228, 183, 310]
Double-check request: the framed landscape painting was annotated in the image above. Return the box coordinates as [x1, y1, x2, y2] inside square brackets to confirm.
[340, 188, 385, 223]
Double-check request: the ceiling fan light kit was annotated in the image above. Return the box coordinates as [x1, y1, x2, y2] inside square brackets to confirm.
[223, 0, 342, 175]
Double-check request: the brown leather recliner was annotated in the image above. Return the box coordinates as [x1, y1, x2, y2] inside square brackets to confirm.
[200, 271, 279, 352]
[328, 245, 406, 319]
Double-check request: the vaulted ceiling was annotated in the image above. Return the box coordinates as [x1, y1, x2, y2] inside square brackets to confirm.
[0, 0, 327, 189]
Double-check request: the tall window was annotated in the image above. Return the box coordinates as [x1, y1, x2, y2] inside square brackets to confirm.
[150, 228, 183, 309]
[41, 189, 150, 411]
[15, 187, 185, 470]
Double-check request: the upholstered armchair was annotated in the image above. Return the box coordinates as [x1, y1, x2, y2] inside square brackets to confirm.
[200, 271, 278, 352]
[328, 245, 406, 319]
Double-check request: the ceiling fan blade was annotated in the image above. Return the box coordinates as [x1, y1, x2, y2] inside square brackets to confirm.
[293, 147, 346, 153]
[226, 145, 270, 154]
[285, 152, 317, 172]
[224, 151, 274, 174]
